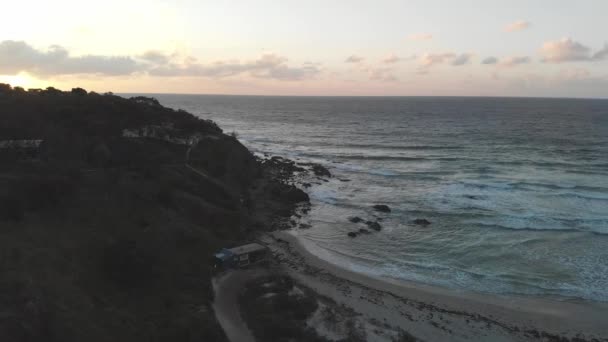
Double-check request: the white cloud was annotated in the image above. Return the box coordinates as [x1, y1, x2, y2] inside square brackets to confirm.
[139, 51, 171, 65]
[367, 67, 398, 82]
[150, 54, 321, 81]
[500, 56, 531, 67]
[0, 40, 320, 81]
[540, 38, 592, 63]
[345, 55, 365, 63]
[0, 40, 141, 76]
[419, 53, 456, 68]
[504, 20, 531, 32]
[382, 54, 401, 64]
[407, 33, 433, 41]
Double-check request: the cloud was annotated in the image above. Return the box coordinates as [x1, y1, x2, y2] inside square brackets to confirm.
[481, 56, 530, 67]
[366, 67, 398, 82]
[500, 56, 531, 67]
[407, 33, 433, 41]
[482, 56, 498, 65]
[150, 54, 321, 81]
[0, 40, 141, 76]
[540, 38, 592, 63]
[345, 55, 364, 63]
[452, 53, 473, 66]
[0, 40, 320, 81]
[382, 54, 401, 64]
[556, 67, 591, 81]
[592, 44, 608, 60]
[419, 53, 456, 68]
[139, 51, 171, 65]
[381, 54, 417, 64]
[504, 20, 531, 32]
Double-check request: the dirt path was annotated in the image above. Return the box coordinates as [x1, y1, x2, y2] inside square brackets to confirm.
[212, 269, 270, 342]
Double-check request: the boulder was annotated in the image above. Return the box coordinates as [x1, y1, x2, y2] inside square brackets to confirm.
[413, 218, 431, 226]
[372, 204, 391, 213]
[358, 228, 370, 234]
[312, 164, 331, 178]
[365, 221, 382, 231]
[347, 232, 358, 238]
[348, 216, 364, 223]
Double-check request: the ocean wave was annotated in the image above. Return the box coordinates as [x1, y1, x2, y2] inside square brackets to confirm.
[472, 221, 608, 236]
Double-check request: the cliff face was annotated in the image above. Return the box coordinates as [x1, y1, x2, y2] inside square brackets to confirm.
[0, 85, 308, 342]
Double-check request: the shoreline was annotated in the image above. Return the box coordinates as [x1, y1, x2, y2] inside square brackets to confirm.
[265, 230, 608, 341]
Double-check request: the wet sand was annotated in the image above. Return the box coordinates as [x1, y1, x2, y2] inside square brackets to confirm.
[264, 230, 608, 341]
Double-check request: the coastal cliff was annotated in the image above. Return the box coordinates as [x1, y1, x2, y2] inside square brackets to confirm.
[0, 85, 309, 342]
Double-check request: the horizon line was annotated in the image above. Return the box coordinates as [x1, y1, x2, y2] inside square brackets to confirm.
[119, 92, 608, 101]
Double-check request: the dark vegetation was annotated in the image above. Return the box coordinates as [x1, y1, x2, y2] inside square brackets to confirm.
[238, 275, 328, 342]
[0, 85, 309, 342]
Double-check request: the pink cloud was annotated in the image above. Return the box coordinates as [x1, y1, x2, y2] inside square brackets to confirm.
[407, 33, 433, 41]
[504, 20, 531, 32]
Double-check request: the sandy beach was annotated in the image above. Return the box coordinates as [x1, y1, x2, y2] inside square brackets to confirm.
[260, 231, 608, 342]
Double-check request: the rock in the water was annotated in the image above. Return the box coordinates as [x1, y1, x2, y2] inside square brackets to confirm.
[348, 216, 364, 223]
[413, 218, 431, 225]
[359, 228, 370, 234]
[312, 164, 331, 178]
[347, 232, 358, 238]
[365, 221, 382, 231]
[299, 223, 312, 229]
[372, 204, 391, 213]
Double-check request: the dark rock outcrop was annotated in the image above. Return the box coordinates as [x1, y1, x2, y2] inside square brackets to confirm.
[311, 164, 331, 178]
[365, 221, 382, 231]
[413, 218, 431, 225]
[359, 228, 370, 234]
[347, 232, 358, 238]
[372, 204, 391, 213]
[348, 216, 364, 223]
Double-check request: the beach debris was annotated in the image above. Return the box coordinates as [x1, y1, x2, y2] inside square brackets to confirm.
[348, 216, 364, 223]
[365, 221, 382, 231]
[413, 218, 431, 226]
[372, 204, 391, 213]
[347, 232, 358, 238]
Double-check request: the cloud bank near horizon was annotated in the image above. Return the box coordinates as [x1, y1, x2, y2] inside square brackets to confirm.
[0, 41, 321, 81]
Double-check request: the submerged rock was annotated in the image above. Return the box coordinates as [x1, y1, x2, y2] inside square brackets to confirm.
[348, 216, 364, 223]
[372, 204, 391, 213]
[365, 221, 382, 231]
[312, 164, 331, 178]
[347, 232, 358, 238]
[358, 228, 370, 234]
[413, 218, 431, 226]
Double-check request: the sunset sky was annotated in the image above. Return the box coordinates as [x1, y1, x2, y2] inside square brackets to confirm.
[1, 0, 607, 97]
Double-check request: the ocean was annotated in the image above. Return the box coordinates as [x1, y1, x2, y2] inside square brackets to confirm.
[154, 95, 608, 302]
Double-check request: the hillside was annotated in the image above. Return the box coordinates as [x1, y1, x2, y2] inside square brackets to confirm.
[0, 84, 309, 342]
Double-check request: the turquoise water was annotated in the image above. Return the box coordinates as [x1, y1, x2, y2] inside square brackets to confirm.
[154, 95, 608, 302]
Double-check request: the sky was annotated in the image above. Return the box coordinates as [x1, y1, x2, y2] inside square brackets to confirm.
[0, 0, 607, 97]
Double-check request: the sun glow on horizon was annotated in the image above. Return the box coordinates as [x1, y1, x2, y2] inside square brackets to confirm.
[0, 73, 45, 89]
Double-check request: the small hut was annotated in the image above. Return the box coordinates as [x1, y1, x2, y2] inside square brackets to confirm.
[213, 243, 269, 270]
